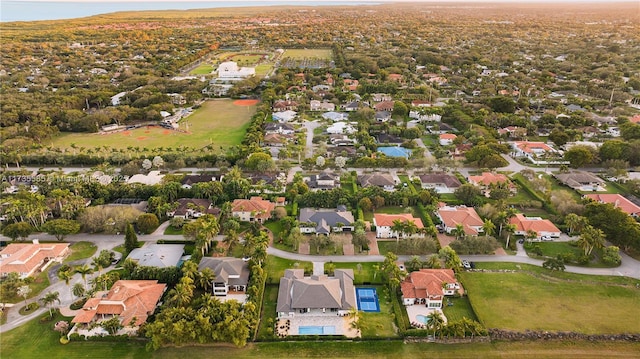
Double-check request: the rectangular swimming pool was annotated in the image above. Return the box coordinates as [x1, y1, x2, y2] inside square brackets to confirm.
[298, 326, 336, 335]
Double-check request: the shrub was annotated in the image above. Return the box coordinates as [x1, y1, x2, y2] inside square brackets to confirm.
[137, 213, 160, 234]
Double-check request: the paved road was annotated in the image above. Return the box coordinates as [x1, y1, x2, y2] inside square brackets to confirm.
[302, 120, 321, 159]
[267, 246, 640, 280]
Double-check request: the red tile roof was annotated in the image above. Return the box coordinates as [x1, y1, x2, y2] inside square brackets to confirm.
[439, 133, 457, 140]
[0, 243, 69, 277]
[72, 280, 166, 327]
[468, 172, 510, 186]
[401, 269, 459, 300]
[584, 194, 640, 216]
[231, 196, 276, 221]
[373, 213, 424, 229]
[513, 141, 554, 154]
[437, 206, 483, 235]
[509, 214, 560, 235]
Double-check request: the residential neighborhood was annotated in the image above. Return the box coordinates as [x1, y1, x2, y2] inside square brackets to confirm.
[1, 1, 640, 358]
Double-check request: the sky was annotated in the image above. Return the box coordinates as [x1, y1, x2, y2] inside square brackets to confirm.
[5, 0, 636, 2]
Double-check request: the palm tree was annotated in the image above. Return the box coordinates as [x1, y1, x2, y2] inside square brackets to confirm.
[565, 213, 587, 236]
[481, 219, 496, 239]
[451, 224, 465, 240]
[197, 268, 215, 292]
[57, 268, 73, 297]
[579, 225, 606, 256]
[391, 220, 406, 242]
[504, 223, 517, 249]
[424, 254, 442, 269]
[75, 264, 93, 288]
[72, 283, 85, 299]
[426, 311, 445, 338]
[40, 291, 60, 317]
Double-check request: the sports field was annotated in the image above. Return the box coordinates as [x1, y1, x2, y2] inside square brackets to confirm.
[283, 48, 333, 60]
[460, 271, 640, 334]
[48, 100, 257, 151]
[189, 63, 214, 75]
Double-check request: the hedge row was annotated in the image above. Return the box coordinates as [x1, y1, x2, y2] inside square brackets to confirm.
[391, 291, 410, 333]
[512, 176, 557, 215]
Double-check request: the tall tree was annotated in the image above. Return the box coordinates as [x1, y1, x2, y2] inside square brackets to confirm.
[40, 291, 60, 317]
[124, 223, 139, 253]
[75, 264, 93, 288]
[42, 219, 81, 241]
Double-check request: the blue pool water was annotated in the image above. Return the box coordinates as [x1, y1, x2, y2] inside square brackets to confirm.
[377, 146, 412, 158]
[416, 315, 430, 324]
[298, 326, 336, 335]
[355, 287, 380, 312]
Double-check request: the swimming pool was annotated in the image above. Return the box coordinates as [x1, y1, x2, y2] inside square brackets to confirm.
[416, 314, 430, 324]
[298, 326, 336, 335]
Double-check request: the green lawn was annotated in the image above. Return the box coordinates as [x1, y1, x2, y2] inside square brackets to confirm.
[524, 241, 582, 259]
[255, 64, 273, 77]
[376, 241, 396, 255]
[3, 311, 640, 359]
[163, 226, 183, 235]
[189, 63, 214, 75]
[460, 271, 640, 334]
[282, 48, 333, 60]
[328, 262, 384, 285]
[257, 284, 279, 340]
[48, 100, 255, 151]
[265, 255, 311, 285]
[0, 271, 50, 303]
[63, 241, 97, 263]
[442, 296, 478, 322]
[359, 285, 398, 338]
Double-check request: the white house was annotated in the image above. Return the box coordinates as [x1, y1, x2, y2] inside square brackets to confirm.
[327, 122, 356, 135]
[373, 213, 424, 239]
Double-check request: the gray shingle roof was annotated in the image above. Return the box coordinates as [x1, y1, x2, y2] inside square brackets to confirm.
[276, 269, 356, 313]
[198, 257, 250, 286]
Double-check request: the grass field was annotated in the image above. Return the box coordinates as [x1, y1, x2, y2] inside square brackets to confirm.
[48, 100, 256, 151]
[265, 255, 311, 285]
[442, 296, 478, 322]
[359, 285, 397, 338]
[3, 311, 640, 359]
[524, 241, 582, 259]
[63, 241, 97, 263]
[189, 63, 214, 75]
[282, 49, 333, 60]
[460, 271, 640, 334]
[328, 262, 384, 285]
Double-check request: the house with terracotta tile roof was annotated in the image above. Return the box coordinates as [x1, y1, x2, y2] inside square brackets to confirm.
[436, 205, 484, 236]
[374, 101, 395, 112]
[231, 196, 276, 223]
[401, 269, 462, 307]
[584, 194, 640, 217]
[509, 213, 561, 239]
[439, 133, 457, 146]
[511, 141, 565, 165]
[373, 213, 424, 238]
[0, 241, 69, 278]
[467, 172, 517, 196]
[70, 280, 166, 336]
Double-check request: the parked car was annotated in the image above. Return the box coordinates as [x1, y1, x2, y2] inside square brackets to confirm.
[462, 260, 471, 269]
[541, 235, 553, 241]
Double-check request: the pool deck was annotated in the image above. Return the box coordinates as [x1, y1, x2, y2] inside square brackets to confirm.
[277, 312, 360, 338]
[405, 305, 447, 329]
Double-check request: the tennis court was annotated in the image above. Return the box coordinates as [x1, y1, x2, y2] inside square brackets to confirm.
[356, 287, 380, 312]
